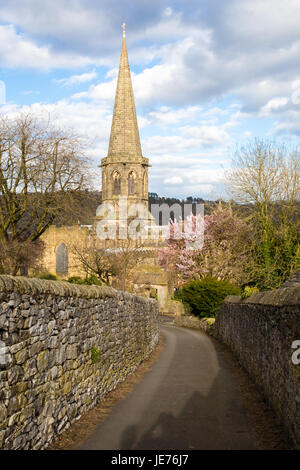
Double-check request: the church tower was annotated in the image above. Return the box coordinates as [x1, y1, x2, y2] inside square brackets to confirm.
[101, 24, 150, 213]
[41, 25, 170, 307]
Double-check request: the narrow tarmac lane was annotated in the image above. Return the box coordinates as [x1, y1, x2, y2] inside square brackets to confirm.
[79, 324, 255, 450]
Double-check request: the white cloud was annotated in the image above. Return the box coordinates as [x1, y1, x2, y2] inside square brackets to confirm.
[225, 0, 300, 47]
[184, 169, 225, 185]
[0, 1, 113, 57]
[0, 24, 96, 70]
[2, 0, 300, 120]
[0, 99, 112, 162]
[147, 106, 202, 125]
[180, 125, 231, 146]
[163, 176, 183, 185]
[156, 167, 226, 199]
[271, 109, 300, 136]
[163, 7, 173, 17]
[54, 70, 97, 86]
[260, 97, 288, 117]
[198, 184, 214, 194]
[143, 135, 193, 155]
[74, 78, 117, 102]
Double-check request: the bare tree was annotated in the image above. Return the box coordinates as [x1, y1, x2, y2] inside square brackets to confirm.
[0, 112, 91, 274]
[108, 239, 150, 291]
[226, 138, 300, 288]
[226, 139, 300, 218]
[71, 230, 118, 284]
[72, 231, 149, 291]
[0, 237, 45, 276]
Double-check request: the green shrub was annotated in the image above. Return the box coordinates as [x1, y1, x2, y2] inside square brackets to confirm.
[91, 346, 100, 364]
[175, 277, 241, 318]
[36, 272, 57, 280]
[67, 276, 85, 284]
[83, 275, 102, 286]
[67, 275, 102, 286]
[241, 285, 259, 299]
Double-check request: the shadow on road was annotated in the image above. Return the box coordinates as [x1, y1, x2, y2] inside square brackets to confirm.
[77, 326, 257, 450]
[120, 369, 254, 450]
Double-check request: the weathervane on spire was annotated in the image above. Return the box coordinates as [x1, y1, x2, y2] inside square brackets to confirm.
[122, 22, 126, 38]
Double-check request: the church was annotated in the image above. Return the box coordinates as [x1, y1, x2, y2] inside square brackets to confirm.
[40, 26, 176, 313]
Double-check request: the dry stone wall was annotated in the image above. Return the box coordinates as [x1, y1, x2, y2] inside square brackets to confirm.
[0, 276, 159, 450]
[174, 314, 215, 333]
[212, 285, 300, 448]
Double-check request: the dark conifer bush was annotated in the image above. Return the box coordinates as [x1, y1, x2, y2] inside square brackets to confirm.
[175, 277, 241, 317]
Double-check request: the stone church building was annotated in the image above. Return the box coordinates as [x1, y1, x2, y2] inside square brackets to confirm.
[40, 27, 174, 312]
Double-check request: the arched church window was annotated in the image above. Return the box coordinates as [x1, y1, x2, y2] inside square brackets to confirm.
[113, 171, 121, 195]
[128, 171, 136, 195]
[56, 243, 68, 274]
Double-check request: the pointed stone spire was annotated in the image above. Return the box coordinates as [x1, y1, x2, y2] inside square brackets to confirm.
[107, 25, 143, 160]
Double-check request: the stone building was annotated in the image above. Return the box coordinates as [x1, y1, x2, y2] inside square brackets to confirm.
[40, 27, 172, 312]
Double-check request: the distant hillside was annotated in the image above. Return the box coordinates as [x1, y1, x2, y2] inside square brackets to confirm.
[53, 190, 102, 226]
[148, 193, 254, 219]
[52, 191, 254, 226]
[2, 190, 283, 230]
[6, 190, 293, 232]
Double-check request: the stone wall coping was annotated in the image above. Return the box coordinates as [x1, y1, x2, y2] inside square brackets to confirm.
[224, 286, 300, 307]
[223, 295, 242, 304]
[0, 275, 157, 304]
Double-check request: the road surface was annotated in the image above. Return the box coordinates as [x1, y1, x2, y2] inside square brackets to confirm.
[78, 324, 254, 450]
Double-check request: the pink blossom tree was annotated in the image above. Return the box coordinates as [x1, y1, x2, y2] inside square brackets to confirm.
[157, 204, 253, 286]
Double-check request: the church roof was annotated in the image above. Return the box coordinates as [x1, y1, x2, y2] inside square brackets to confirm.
[107, 27, 143, 160]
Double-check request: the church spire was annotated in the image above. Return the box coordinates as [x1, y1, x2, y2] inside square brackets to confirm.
[107, 24, 143, 160]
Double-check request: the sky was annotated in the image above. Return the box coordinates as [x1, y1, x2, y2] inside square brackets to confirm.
[0, 0, 300, 199]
